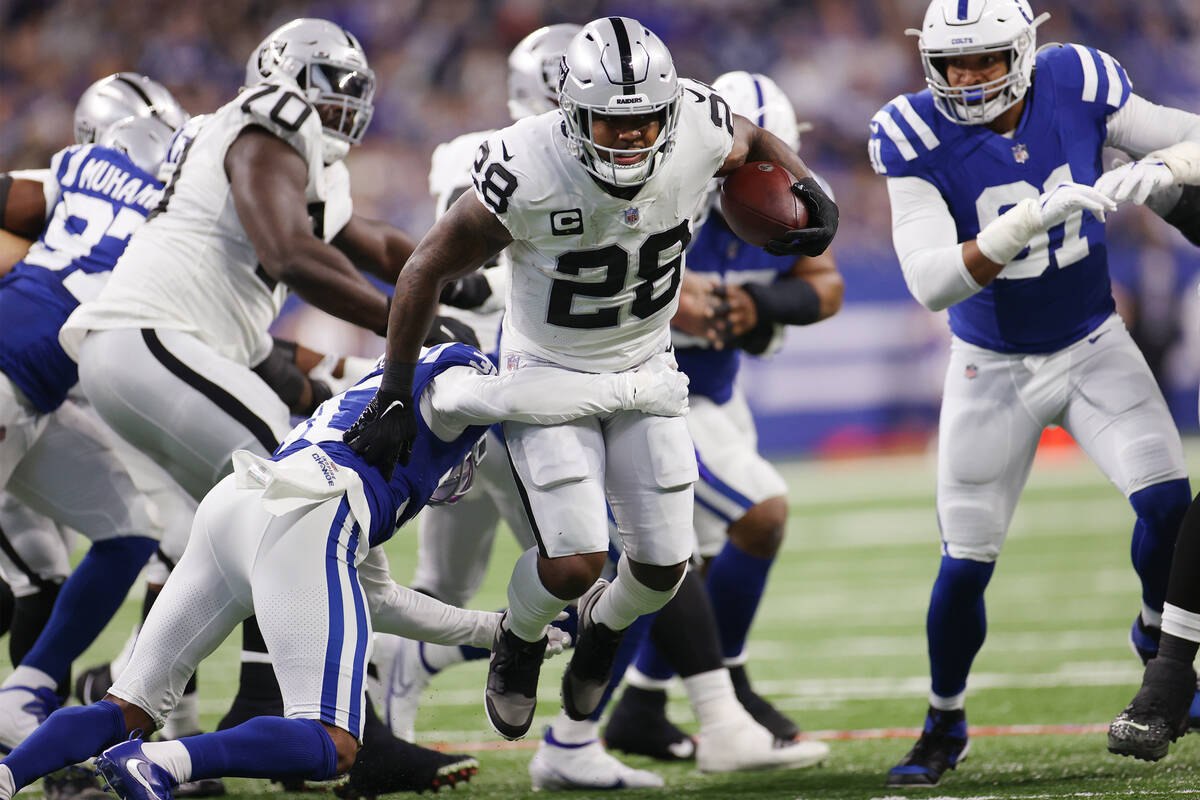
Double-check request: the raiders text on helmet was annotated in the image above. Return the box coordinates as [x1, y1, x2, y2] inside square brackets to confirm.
[558, 17, 681, 187]
[909, 0, 1050, 125]
[245, 18, 376, 163]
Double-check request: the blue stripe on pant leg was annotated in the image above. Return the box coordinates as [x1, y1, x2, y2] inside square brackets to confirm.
[696, 458, 755, 511]
[344, 520, 368, 737]
[694, 493, 736, 526]
[320, 499, 352, 727]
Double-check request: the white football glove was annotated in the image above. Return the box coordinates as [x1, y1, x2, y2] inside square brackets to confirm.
[1094, 158, 1175, 205]
[976, 181, 1116, 265]
[627, 354, 690, 417]
[487, 610, 573, 659]
[1036, 181, 1117, 227]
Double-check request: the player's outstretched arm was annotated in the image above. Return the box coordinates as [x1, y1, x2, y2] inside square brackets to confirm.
[225, 127, 391, 334]
[426, 354, 689, 436]
[719, 115, 838, 257]
[331, 214, 418, 283]
[357, 547, 569, 656]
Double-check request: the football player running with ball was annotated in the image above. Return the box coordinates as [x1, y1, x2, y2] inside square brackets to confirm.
[344, 16, 837, 744]
[869, 0, 1200, 788]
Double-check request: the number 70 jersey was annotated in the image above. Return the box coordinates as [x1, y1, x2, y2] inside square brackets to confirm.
[869, 44, 1132, 354]
[471, 78, 734, 373]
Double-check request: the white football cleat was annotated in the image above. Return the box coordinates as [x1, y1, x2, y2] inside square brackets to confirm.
[529, 734, 664, 791]
[0, 686, 58, 752]
[696, 716, 829, 773]
[375, 633, 435, 742]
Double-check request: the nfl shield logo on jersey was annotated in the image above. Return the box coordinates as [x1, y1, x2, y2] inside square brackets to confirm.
[622, 207, 640, 227]
[1011, 144, 1030, 164]
[964, 363, 978, 380]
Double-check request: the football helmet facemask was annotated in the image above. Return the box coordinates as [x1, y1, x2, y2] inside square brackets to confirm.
[245, 17, 376, 164]
[910, 0, 1050, 125]
[429, 437, 487, 506]
[508, 24, 582, 121]
[74, 73, 188, 147]
[559, 17, 681, 188]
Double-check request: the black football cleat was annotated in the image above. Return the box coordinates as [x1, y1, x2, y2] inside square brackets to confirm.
[337, 731, 478, 797]
[562, 581, 625, 722]
[729, 664, 801, 742]
[485, 613, 548, 740]
[604, 685, 695, 761]
[74, 663, 114, 706]
[886, 707, 969, 787]
[1109, 657, 1195, 762]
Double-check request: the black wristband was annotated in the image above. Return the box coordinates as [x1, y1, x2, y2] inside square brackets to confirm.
[1164, 184, 1200, 247]
[741, 277, 821, 326]
[379, 359, 416, 399]
[253, 340, 307, 410]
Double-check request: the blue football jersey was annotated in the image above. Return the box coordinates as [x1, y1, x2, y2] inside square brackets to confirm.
[276, 342, 495, 546]
[869, 43, 1133, 354]
[676, 212, 794, 403]
[0, 145, 162, 411]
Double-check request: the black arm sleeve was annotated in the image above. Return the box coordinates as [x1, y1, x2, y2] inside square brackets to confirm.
[741, 277, 821, 326]
[1164, 185, 1200, 247]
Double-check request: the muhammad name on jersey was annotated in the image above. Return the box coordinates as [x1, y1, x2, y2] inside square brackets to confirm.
[468, 78, 735, 371]
[868, 43, 1132, 354]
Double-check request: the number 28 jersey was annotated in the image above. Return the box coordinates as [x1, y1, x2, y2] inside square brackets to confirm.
[61, 83, 353, 368]
[869, 44, 1132, 354]
[472, 78, 735, 373]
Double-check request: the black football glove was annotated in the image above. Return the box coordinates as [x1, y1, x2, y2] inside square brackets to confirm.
[438, 272, 493, 310]
[342, 361, 418, 480]
[764, 177, 839, 257]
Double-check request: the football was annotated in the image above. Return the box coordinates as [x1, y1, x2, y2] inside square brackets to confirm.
[719, 161, 809, 248]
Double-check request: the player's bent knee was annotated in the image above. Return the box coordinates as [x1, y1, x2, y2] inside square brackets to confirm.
[628, 558, 687, 592]
[538, 551, 607, 599]
[729, 496, 787, 558]
[1129, 478, 1192, 524]
[102, 694, 156, 734]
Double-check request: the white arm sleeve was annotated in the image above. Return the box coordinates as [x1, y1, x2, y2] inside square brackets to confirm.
[887, 176, 982, 311]
[358, 547, 500, 649]
[425, 366, 635, 438]
[1105, 94, 1200, 157]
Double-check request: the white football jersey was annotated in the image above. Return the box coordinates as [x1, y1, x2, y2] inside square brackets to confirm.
[61, 84, 354, 368]
[471, 78, 734, 373]
[429, 129, 508, 353]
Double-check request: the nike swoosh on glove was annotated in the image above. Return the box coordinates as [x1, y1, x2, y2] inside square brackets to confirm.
[1094, 158, 1175, 206]
[343, 361, 418, 480]
[764, 177, 839, 257]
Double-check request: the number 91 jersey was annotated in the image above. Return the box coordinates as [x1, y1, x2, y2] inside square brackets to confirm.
[869, 44, 1132, 354]
[61, 83, 353, 369]
[472, 78, 735, 373]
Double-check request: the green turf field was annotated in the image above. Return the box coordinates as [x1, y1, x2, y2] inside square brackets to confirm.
[12, 440, 1200, 799]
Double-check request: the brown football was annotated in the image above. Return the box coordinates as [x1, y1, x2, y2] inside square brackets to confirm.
[719, 161, 808, 247]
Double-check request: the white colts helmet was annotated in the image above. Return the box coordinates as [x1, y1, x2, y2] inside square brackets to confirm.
[712, 71, 801, 152]
[558, 17, 681, 188]
[74, 73, 188, 146]
[909, 0, 1050, 125]
[507, 23, 582, 121]
[245, 17, 376, 164]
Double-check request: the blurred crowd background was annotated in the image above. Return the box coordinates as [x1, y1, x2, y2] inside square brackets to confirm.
[3, 0, 1198, 454]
